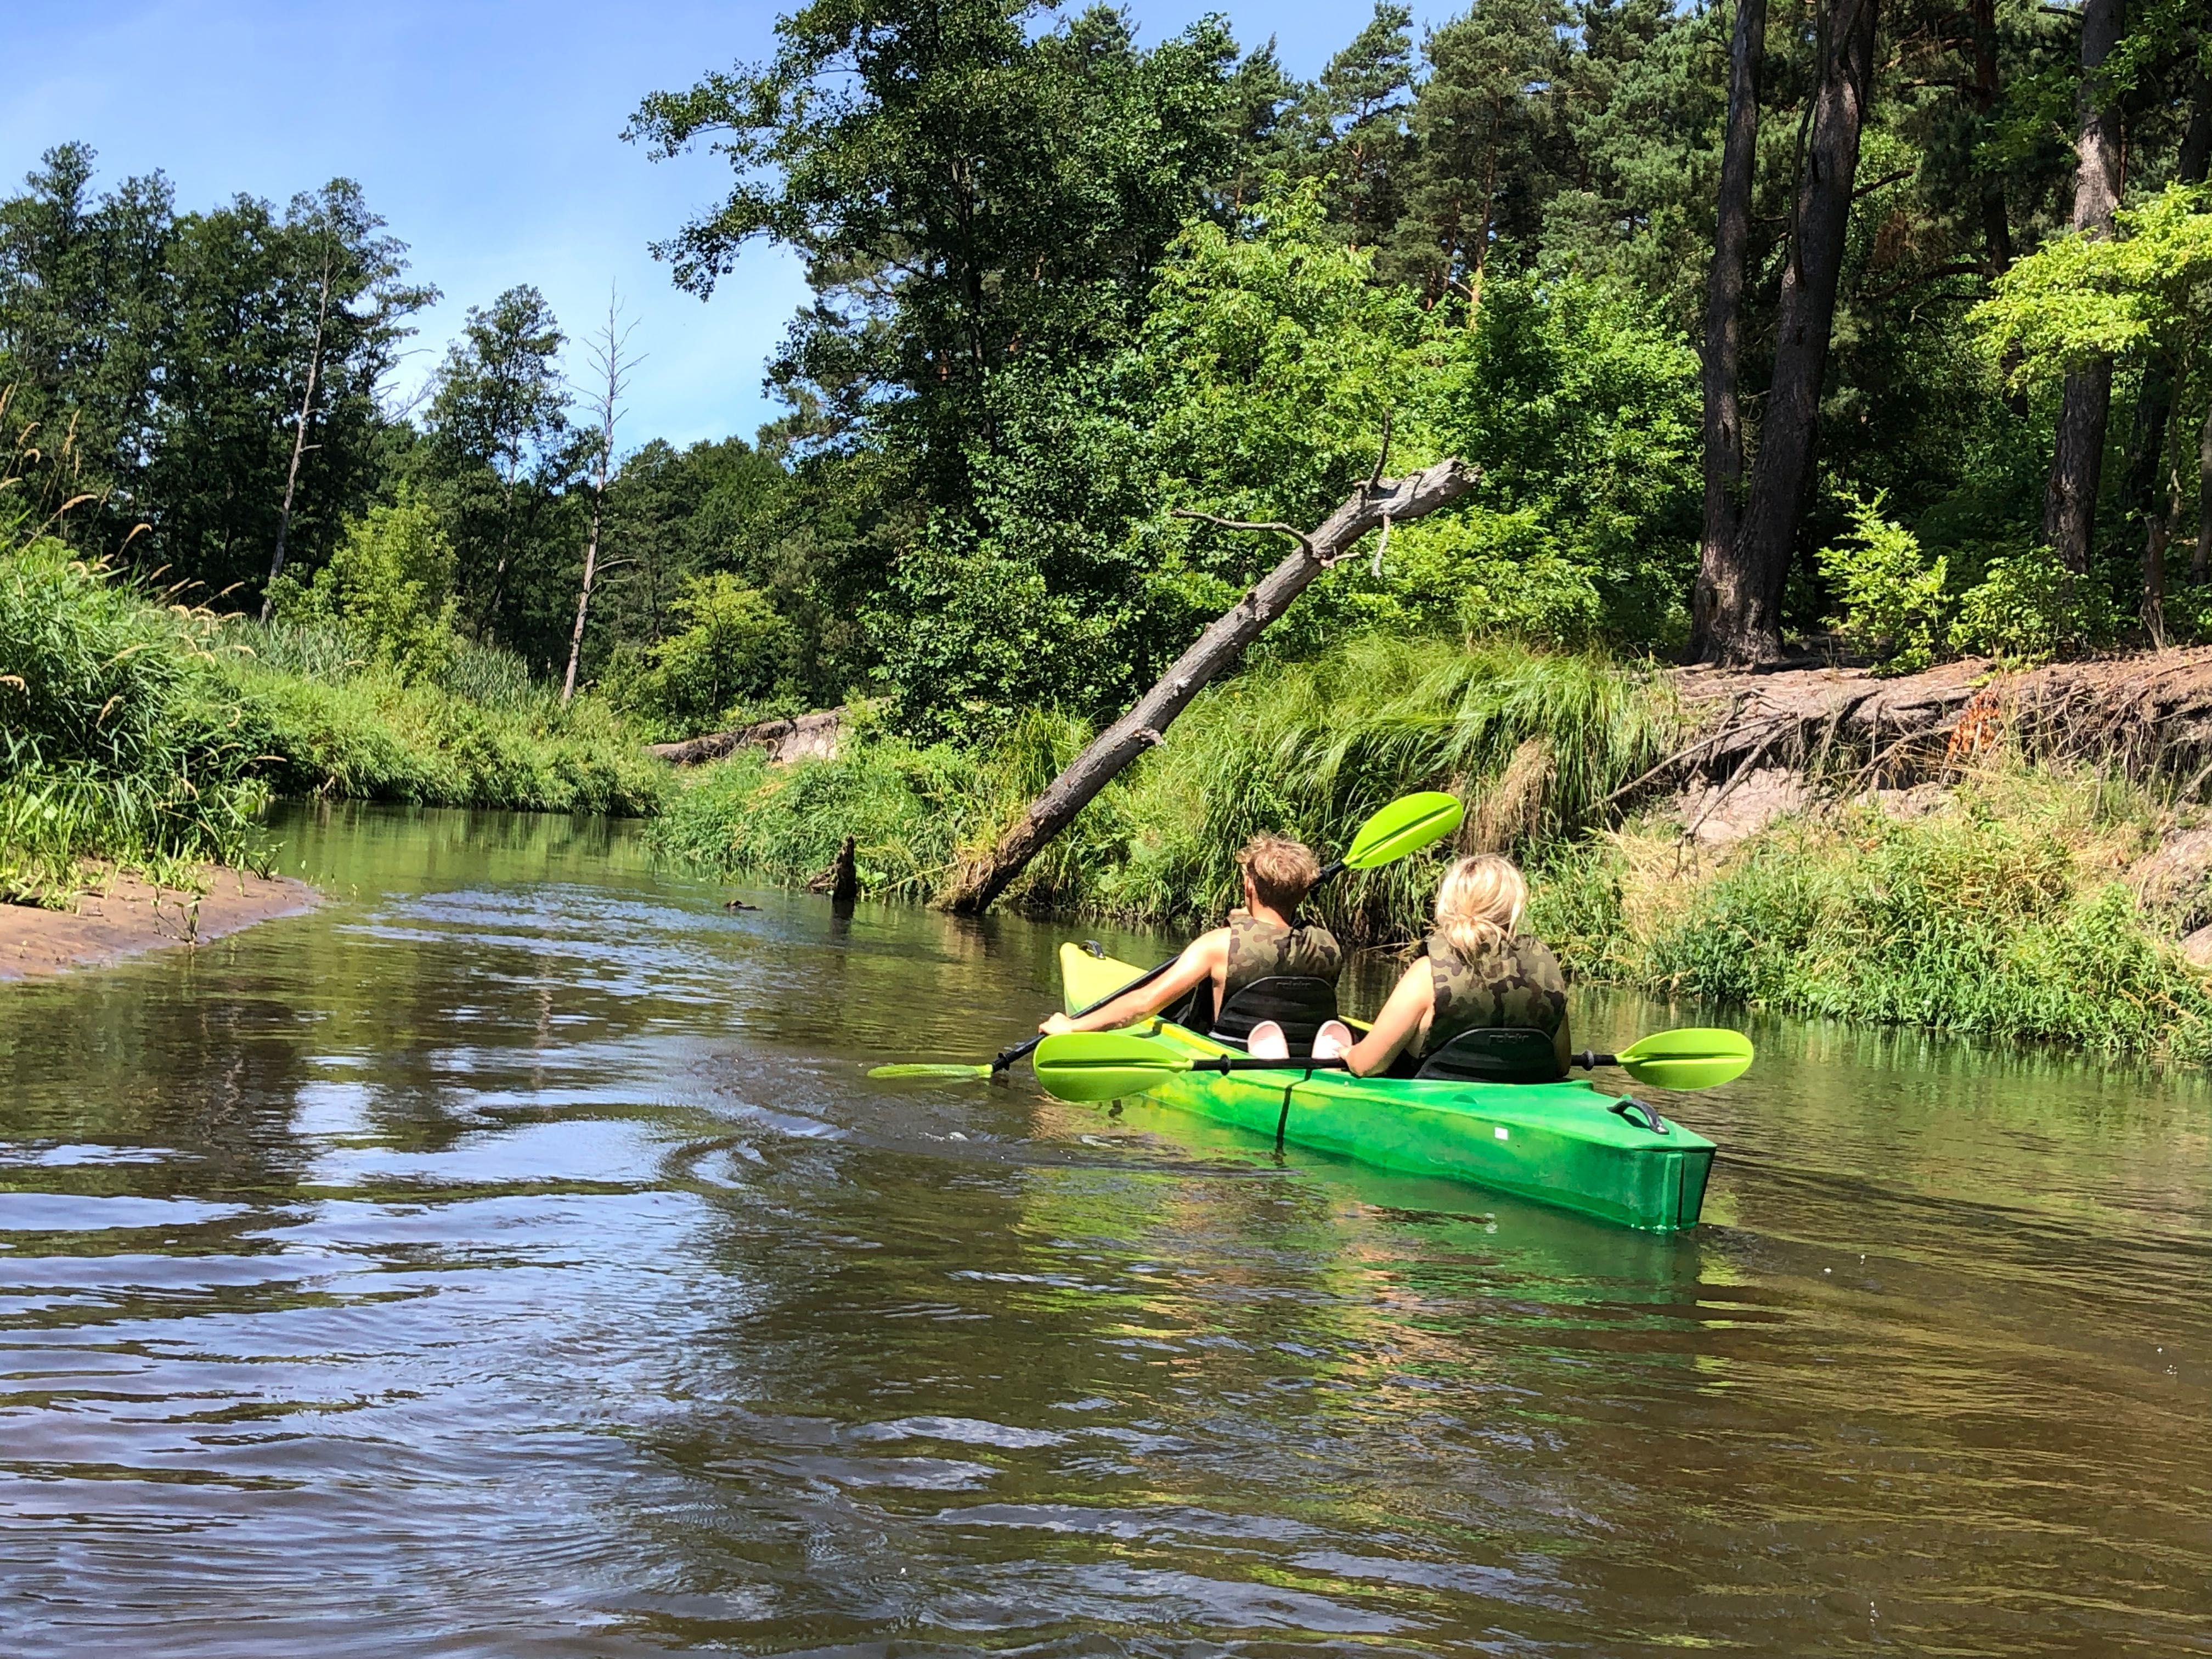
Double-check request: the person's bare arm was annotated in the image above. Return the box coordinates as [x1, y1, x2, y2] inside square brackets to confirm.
[1039, 930, 1228, 1035]
[1341, 959, 1434, 1077]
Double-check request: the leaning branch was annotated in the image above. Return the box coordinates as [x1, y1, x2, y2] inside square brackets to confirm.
[935, 458, 1478, 916]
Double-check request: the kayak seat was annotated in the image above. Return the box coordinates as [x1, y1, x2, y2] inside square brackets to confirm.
[1210, 975, 1341, 1056]
[1410, 1027, 1566, 1085]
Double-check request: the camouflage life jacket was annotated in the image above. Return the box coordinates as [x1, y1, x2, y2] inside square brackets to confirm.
[1223, 914, 1344, 1002]
[1421, 932, 1568, 1057]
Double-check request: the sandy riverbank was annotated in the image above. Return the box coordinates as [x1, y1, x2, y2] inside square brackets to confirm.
[0, 869, 319, 981]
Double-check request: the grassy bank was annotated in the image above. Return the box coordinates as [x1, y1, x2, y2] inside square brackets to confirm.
[1, 538, 663, 904]
[656, 633, 2212, 1064]
[1534, 769, 2212, 1064]
[651, 635, 1682, 930]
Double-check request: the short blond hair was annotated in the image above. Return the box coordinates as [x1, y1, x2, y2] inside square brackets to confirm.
[1236, 832, 1322, 911]
[1434, 854, 1527, 959]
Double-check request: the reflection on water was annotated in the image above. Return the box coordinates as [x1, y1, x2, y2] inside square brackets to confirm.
[1, 799, 2205, 1656]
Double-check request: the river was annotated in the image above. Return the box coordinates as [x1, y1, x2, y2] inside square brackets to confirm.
[1, 803, 2205, 1656]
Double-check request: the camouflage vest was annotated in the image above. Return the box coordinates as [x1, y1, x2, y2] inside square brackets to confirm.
[1423, 932, 1568, 1056]
[1224, 915, 1345, 1001]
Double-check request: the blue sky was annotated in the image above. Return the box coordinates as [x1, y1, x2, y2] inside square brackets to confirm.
[6, 3, 1415, 450]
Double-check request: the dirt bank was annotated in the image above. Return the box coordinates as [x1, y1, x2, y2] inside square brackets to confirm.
[1672, 646, 2212, 786]
[0, 869, 319, 982]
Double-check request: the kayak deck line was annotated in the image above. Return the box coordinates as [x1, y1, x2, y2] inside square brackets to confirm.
[1057, 943, 1716, 1233]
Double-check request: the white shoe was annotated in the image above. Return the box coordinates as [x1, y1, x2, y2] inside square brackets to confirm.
[1246, 1020, 1290, 1060]
[1312, 1020, 1355, 1061]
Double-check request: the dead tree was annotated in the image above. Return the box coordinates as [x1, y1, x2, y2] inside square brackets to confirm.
[261, 239, 335, 620]
[936, 457, 1476, 916]
[563, 290, 640, 705]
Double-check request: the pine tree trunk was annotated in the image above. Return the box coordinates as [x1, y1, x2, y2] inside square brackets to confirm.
[2043, 0, 2128, 574]
[1687, 0, 1766, 662]
[1707, 0, 1880, 666]
[935, 460, 1476, 916]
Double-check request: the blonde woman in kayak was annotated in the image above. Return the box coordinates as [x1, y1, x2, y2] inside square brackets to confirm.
[1037, 833, 1343, 1037]
[1335, 854, 1571, 1078]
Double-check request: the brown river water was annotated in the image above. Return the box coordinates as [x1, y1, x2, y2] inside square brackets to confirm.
[1, 803, 2206, 1656]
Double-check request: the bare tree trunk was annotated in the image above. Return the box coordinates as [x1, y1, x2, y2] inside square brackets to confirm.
[261, 245, 335, 620]
[1706, 0, 1880, 666]
[564, 292, 637, 705]
[1688, 0, 1767, 662]
[2043, 0, 2127, 574]
[936, 459, 1477, 916]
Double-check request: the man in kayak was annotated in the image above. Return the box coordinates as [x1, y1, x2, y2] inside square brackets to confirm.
[1337, 853, 1571, 1077]
[1037, 833, 1344, 1039]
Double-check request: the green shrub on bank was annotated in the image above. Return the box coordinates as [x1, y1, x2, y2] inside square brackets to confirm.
[1532, 772, 2212, 1063]
[215, 646, 665, 817]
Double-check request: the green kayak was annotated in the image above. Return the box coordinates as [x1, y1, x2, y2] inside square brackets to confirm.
[1057, 943, 1717, 1233]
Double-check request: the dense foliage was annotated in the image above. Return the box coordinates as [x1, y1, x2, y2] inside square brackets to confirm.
[8, 2, 2210, 735]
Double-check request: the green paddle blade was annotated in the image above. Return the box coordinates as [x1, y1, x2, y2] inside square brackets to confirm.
[1340, 791, 1465, 871]
[1613, 1028, 1754, 1091]
[1032, 1031, 1190, 1102]
[867, 1062, 994, 1081]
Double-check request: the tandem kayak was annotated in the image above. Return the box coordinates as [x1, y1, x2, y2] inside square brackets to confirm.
[1058, 943, 1717, 1233]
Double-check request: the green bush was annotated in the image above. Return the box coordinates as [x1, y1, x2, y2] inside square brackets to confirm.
[268, 487, 462, 682]
[1949, 540, 2115, 663]
[653, 633, 1680, 937]
[1543, 776, 2212, 1063]
[1815, 493, 1949, 672]
[610, 573, 800, 738]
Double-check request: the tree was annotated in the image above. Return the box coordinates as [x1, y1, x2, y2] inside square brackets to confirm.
[262, 182, 431, 616]
[626, 0, 1244, 501]
[1386, 0, 1565, 309]
[1688, 0, 1765, 661]
[424, 285, 569, 638]
[563, 291, 641, 703]
[2044, 0, 2128, 574]
[1695, 0, 1883, 664]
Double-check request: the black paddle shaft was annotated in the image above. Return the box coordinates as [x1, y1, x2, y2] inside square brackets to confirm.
[992, 862, 1358, 1073]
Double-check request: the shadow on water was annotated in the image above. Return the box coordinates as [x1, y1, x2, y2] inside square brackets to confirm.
[0, 799, 2204, 1656]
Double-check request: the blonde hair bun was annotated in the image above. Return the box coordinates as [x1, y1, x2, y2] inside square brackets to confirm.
[1434, 854, 1527, 959]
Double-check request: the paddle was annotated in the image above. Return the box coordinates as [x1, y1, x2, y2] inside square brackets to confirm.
[1032, 1031, 1348, 1102]
[1573, 1028, 1754, 1091]
[867, 790, 1466, 1083]
[1028, 1026, 1757, 1103]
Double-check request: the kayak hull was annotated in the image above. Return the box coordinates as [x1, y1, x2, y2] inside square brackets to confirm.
[1059, 943, 1716, 1233]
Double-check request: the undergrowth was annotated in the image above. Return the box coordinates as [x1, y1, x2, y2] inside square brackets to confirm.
[653, 633, 1681, 931]
[1529, 768, 2212, 1064]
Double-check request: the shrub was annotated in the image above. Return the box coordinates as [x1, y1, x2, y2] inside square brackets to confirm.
[0, 539, 269, 899]
[1815, 493, 1948, 671]
[1949, 540, 2114, 663]
[269, 487, 462, 681]
[612, 573, 800, 738]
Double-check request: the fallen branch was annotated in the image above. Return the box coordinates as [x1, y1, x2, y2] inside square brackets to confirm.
[936, 459, 1479, 915]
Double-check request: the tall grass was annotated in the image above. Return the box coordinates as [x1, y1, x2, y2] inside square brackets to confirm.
[0, 538, 270, 900]
[2, 543, 667, 903]
[1529, 768, 2212, 1063]
[653, 633, 1681, 938]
